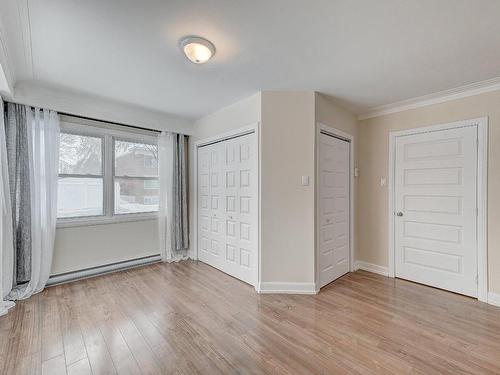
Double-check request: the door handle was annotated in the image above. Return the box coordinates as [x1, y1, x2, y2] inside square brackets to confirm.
[396, 212, 403, 217]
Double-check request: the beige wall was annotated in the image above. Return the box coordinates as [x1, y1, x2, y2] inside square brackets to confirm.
[189, 93, 261, 258]
[192, 92, 261, 141]
[314, 93, 359, 261]
[358, 90, 500, 294]
[260, 91, 316, 283]
[53, 219, 158, 275]
[190, 91, 359, 287]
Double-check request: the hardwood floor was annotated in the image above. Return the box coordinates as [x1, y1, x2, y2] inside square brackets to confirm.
[1, 260, 500, 374]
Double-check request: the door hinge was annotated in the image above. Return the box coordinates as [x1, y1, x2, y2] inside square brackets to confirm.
[476, 207, 479, 217]
[476, 274, 478, 284]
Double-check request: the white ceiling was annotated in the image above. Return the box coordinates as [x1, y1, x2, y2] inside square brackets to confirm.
[1, 0, 500, 119]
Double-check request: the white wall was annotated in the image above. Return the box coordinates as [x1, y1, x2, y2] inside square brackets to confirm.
[14, 81, 194, 134]
[13, 82, 196, 276]
[53, 220, 158, 275]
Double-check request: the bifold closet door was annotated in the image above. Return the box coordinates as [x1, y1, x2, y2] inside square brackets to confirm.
[318, 133, 350, 288]
[198, 133, 257, 286]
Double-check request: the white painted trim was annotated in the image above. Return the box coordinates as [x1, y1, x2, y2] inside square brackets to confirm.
[388, 117, 488, 302]
[257, 282, 318, 295]
[47, 254, 161, 286]
[477, 121, 489, 302]
[354, 261, 389, 277]
[315, 123, 356, 289]
[193, 123, 261, 290]
[488, 292, 500, 308]
[359, 76, 500, 120]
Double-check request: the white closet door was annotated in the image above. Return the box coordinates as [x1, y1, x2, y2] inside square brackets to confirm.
[199, 142, 224, 270]
[198, 132, 257, 286]
[394, 126, 478, 297]
[318, 133, 350, 288]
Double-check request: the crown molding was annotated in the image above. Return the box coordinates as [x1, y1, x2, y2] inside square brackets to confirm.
[358, 76, 500, 120]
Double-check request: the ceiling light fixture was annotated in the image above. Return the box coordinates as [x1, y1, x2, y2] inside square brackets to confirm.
[180, 36, 216, 64]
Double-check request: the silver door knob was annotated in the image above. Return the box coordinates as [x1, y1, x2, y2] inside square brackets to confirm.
[396, 212, 403, 217]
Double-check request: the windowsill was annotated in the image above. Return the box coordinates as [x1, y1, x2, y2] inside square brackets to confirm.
[56, 212, 159, 228]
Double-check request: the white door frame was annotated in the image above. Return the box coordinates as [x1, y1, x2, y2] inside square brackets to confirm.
[315, 123, 355, 290]
[193, 122, 261, 290]
[388, 117, 488, 302]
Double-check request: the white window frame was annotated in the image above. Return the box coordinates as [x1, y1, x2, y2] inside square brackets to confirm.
[57, 121, 159, 228]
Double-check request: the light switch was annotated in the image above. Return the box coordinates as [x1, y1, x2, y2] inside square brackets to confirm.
[301, 175, 310, 186]
[380, 177, 386, 187]
[354, 167, 359, 177]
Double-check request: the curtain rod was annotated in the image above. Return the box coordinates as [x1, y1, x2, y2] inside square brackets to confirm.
[4, 99, 162, 134]
[58, 111, 161, 134]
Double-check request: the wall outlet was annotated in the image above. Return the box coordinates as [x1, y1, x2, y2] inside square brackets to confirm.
[380, 177, 386, 187]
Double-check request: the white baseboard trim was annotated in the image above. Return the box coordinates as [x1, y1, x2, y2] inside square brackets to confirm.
[488, 292, 500, 307]
[354, 261, 389, 277]
[257, 282, 318, 295]
[47, 254, 161, 286]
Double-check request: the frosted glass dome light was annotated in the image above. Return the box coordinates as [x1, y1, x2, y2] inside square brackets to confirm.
[180, 36, 216, 64]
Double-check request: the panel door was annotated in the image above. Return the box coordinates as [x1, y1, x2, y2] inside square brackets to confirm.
[394, 126, 478, 297]
[221, 134, 257, 285]
[198, 132, 257, 286]
[319, 133, 350, 288]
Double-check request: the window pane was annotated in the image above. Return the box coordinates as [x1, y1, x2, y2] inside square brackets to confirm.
[57, 177, 103, 218]
[59, 133, 102, 175]
[114, 177, 159, 214]
[115, 140, 158, 178]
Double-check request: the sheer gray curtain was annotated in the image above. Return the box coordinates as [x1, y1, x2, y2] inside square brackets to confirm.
[173, 134, 189, 250]
[1, 102, 60, 308]
[4, 103, 32, 286]
[158, 132, 189, 262]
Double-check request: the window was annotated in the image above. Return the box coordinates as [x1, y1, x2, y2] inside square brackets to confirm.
[57, 121, 159, 224]
[57, 133, 103, 218]
[114, 140, 159, 214]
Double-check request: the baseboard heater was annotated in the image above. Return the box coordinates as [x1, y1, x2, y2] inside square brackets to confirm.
[47, 254, 161, 286]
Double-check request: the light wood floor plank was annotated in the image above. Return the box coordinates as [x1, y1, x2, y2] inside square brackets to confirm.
[42, 354, 67, 375]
